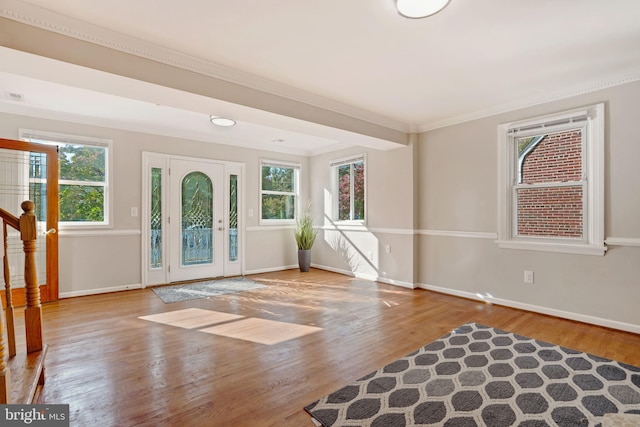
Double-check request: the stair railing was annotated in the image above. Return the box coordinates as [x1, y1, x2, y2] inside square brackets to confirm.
[0, 200, 44, 403]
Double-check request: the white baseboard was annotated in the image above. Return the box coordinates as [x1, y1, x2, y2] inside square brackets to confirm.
[57, 269, 639, 334]
[243, 264, 298, 275]
[311, 263, 415, 289]
[377, 277, 415, 289]
[417, 282, 640, 334]
[60, 283, 143, 299]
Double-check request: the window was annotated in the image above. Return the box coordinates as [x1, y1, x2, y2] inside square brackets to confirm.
[497, 104, 605, 255]
[20, 129, 111, 227]
[331, 154, 365, 222]
[260, 160, 299, 223]
[150, 167, 163, 268]
[229, 174, 238, 261]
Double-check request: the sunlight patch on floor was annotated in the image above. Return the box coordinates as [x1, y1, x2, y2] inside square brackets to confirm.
[139, 308, 322, 345]
[139, 308, 244, 329]
[200, 317, 322, 345]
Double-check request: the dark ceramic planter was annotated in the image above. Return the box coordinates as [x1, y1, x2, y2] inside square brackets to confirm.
[298, 249, 311, 272]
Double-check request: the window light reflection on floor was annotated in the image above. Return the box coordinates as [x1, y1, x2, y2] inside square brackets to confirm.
[139, 308, 322, 345]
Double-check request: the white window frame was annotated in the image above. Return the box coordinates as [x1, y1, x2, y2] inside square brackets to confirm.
[259, 159, 300, 225]
[330, 154, 366, 224]
[20, 129, 113, 229]
[496, 104, 605, 255]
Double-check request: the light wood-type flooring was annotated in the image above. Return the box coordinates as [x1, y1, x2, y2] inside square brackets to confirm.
[18, 268, 640, 426]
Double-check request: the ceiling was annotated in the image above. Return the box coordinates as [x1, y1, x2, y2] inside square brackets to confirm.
[1, 0, 640, 155]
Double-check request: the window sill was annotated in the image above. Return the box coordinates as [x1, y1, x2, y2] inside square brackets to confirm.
[496, 240, 607, 256]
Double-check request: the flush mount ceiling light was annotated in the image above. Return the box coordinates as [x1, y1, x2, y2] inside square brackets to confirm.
[396, 0, 450, 18]
[210, 116, 236, 127]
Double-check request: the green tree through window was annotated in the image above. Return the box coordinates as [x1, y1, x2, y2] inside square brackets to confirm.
[58, 144, 106, 222]
[25, 132, 109, 225]
[261, 162, 298, 221]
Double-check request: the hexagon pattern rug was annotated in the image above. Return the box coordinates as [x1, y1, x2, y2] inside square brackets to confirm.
[304, 322, 640, 427]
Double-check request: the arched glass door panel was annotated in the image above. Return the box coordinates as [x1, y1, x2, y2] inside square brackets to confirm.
[181, 172, 213, 266]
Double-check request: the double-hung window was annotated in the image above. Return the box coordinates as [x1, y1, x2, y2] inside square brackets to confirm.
[20, 129, 111, 227]
[331, 154, 366, 222]
[497, 104, 605, 255]
[260, 160, 299, 223]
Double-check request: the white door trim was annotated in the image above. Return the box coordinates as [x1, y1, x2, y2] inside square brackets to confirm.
[141, 152, 245, 287]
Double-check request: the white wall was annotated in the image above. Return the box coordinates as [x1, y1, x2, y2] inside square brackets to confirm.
[2, 70, 639, 333]
[417, 81, 640, 332]
[0, 113, 308, 295]
[309, 144, 417, 287]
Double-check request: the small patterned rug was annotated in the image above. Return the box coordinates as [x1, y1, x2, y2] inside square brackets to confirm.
[305, 322, 640, 427]
[151, 277, 266, 303]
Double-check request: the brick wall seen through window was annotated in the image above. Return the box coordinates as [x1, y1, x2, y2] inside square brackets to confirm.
[516, 129, 583, 238]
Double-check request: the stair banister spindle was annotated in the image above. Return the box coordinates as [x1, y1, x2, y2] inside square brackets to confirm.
[3, 221, 17, 357]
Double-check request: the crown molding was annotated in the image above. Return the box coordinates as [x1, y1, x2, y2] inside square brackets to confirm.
[418, 70, 640, 132]
[4, 0, 640, 136]
[0, 0, 409, 134]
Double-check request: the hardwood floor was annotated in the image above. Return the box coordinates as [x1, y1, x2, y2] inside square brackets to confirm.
[18, 268, 640, 426]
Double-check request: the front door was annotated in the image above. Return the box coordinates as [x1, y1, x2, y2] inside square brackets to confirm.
[169, 159, 224, 282]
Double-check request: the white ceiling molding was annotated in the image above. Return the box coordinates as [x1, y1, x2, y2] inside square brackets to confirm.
[418, 70, 640, 132]
[2, 0, 640, 135]
[0, 0, 409, 134]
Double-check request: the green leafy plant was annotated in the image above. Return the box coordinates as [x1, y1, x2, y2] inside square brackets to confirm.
[295, 203, 318, 250]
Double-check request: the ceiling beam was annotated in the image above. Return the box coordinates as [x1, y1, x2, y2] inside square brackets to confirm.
[0, 16, 409, 147]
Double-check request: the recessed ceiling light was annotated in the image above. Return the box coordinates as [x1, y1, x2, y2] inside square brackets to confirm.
[210, 116, 236, 127]
[396, 0, 450, 18]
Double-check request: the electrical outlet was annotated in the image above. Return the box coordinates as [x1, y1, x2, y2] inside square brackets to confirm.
[524, 270, 534, 284]
[385, 244, 391, 253]
[130, 207, 138, 217]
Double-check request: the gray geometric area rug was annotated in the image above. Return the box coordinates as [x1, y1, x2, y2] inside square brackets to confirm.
[151, 277, 266, 303]
[305, 322, 640, 427]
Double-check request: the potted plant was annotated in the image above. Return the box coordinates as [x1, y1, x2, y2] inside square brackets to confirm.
[294, 203, 318, 272]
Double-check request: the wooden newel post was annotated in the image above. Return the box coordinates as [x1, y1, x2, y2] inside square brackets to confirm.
[19, 201, 43, 354]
